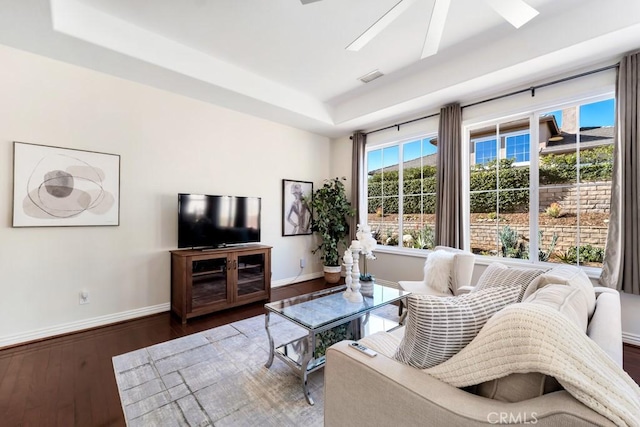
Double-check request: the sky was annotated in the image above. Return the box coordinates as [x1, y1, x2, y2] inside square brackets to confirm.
[367, 98, 615, 172]
[546, 98, 615, 128]
[367, 137, 436, 172]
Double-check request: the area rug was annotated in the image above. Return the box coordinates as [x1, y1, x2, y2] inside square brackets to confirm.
[113, 306, 400, 426]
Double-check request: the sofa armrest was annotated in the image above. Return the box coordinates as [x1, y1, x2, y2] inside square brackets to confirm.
[593, 286, 619, 296]
[325, 340, 614, 426]
[588, 290, 623, 366]
[457, 285, 474, 294]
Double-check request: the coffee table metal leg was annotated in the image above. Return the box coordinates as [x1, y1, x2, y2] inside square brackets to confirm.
[301, 333, 315, 405]
[265, 312, 275, 368]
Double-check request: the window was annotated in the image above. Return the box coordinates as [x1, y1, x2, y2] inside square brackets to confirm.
[506, 133, 530, 163]
[467, 97, 614, 268]
[469, 120, 531, 258]
[475, 139, 497, 164]
[537, 99, 614, 268]
[366, 135, 437, 249]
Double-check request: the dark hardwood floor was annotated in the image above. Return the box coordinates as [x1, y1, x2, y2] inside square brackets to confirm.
[1, 278, 639, 427]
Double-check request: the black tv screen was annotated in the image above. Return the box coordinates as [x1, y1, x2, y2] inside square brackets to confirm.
[178, 194, 261, 249]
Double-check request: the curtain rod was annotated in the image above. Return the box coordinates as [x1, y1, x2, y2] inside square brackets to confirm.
[362, 63, 619, 137]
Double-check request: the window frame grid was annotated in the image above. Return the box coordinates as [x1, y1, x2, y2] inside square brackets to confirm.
[463, 92, 614, 270]
[364, 133, 437, 250]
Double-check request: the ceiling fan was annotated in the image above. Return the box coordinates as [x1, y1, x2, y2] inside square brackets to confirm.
[301, 0, 539, 58]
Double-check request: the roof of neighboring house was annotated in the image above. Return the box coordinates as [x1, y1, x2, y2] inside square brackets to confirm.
[468, 115, 560, 140]
[368, 123, 614, 174]
[540, 126, 614, 154]
[368, 153, 437, 175]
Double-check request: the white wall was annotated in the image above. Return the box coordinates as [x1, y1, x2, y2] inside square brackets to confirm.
[0, 44, 330, 347]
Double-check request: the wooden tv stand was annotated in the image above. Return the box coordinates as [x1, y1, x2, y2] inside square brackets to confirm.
[170, 245, 272, 323]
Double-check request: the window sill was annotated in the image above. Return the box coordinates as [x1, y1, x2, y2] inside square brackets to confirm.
[374, 246, 603, 281]
[473, 255, 603, 281]
[373, 245, 432, 258]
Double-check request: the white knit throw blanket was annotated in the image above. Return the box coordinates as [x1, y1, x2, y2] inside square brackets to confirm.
[425, 303, 640, 427]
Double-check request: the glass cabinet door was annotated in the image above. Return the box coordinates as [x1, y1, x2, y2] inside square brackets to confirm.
[191, 257, 228, 309]
[237, 253, 266, 296]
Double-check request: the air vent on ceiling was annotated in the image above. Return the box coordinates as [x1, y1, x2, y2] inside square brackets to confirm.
[359, 70, 384, 83]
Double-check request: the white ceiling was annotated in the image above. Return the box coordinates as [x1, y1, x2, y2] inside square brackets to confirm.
[1, 0, 639, 137]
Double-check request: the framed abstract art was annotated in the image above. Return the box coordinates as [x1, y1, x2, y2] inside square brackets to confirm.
[12, 142, 120, 227]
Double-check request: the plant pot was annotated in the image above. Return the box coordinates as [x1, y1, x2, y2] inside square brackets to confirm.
[323, 265, 342, 284]
[360, 275, 374, 297]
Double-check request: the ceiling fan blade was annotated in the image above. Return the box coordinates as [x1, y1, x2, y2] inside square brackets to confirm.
[484, 0, 539, 29]
[346, 0, 417, 51]
[300, 0, 323, 4]
[421, 0, 451, 59]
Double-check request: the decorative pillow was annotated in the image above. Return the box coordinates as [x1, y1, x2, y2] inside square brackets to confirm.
[473, 262, 545, 302]
[524, 284, 590, 331]
[423, 250, 455, 294]
[394, 285, 520, 369]
[473, 283, 590, 402]
[521, 265, 596, 317]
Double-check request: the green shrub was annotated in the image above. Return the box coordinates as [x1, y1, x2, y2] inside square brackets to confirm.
[404, 225, 435, 249]
[498, 226, 558, 261]
[545, 202, 562, 218]
[539, 145, 613, 184]
[470, 159, 530, 213]
[368, 165, 436, 214]
[367, 146, 613, 215]
[559, 245, 605, 264]
[499, 225, 526, 258]
[538, 231, 558, 262]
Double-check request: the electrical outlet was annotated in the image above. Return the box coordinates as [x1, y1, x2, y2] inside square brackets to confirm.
[79, 290, 90, 305]
[300, 257, 306, 268]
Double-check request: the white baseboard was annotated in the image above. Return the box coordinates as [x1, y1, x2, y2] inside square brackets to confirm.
[0, 303, 170, 349]
[623, 332, 640, 347]
[272, 271, 323, 288]
[1, 273, 325, 348]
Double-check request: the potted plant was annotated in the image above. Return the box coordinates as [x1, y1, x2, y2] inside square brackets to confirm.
[308, 177, 355, 283]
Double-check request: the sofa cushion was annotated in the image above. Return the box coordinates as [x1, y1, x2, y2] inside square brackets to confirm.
[521, 265, 596, 318]
[524, 284, 589, 331]
[475, 372, 562, 403]
[473, 283, 590, 402]
[473, 262, 545, 301]
[358, 327, 405, 358]
[394, 285, 520, 369]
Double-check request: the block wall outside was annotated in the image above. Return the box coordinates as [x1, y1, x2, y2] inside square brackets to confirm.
[468, 224, 609, 254]
[539, 182, 611, 214]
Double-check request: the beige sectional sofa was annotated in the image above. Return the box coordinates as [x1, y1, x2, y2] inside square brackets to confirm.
[324, 265, 624, 426]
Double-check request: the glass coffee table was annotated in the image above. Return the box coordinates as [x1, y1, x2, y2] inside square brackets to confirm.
[264, 283, 410, 405]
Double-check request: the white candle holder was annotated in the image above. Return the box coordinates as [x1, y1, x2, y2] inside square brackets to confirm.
[347, 246, 363, 303]
[343, 249, 353, 299]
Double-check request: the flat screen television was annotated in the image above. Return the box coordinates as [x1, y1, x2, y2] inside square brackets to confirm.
[178, 193, 261, 249]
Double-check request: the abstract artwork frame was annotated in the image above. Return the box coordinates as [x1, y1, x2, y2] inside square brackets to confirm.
[12, 142, 120, 227]
[282, 179, 313, 236]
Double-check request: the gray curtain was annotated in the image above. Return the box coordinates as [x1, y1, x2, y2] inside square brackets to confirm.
[435, 103, 464, 249]
[350, 131, 366, 241]
[600, 53, 640, 294]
